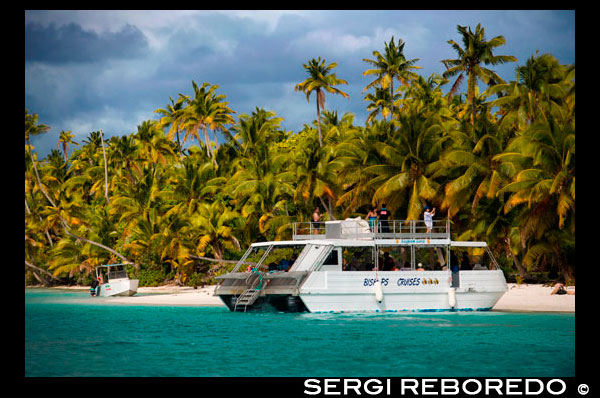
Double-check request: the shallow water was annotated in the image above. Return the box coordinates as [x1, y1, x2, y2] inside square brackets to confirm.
[25, 288, 575, 377]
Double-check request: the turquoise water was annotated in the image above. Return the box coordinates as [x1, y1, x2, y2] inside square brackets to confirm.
[25, 288, 575, 377]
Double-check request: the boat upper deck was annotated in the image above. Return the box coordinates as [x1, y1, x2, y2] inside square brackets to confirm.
[292, 219, 450, 241]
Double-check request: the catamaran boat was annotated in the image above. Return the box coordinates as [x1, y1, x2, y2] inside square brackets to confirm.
[214, 219, 508, 313]
[95, 263, 139, 297]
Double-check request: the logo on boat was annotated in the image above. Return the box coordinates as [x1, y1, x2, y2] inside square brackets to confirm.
[396, 277, 439, 286]
[397, 277, 420, 286]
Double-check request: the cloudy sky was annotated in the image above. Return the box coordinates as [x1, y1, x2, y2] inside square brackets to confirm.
[25, 10, 575, 158]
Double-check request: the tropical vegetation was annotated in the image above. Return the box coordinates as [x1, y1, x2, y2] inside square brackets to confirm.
[25, 24, 574, 287]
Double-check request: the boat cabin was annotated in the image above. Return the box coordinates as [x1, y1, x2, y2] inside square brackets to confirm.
[95, 263, 130, 283]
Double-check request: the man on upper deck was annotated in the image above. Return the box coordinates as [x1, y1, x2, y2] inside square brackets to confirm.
[379, 204, 391, 233]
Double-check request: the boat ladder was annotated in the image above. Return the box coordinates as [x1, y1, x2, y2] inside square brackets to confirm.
[234, 270, 264, 312]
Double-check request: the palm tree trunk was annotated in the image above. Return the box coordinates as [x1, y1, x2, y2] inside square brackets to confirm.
[62, 143, 68, 163]
[25, 260, 62, 284]
[60, 220, 136, 270]
[202, 126, 213, 160]
[504, 237, 530, 279]
[390, 78, 395, 118]
[318, 196, 336, 220]
[26, 196, 54, 247]
[100, 130, 110, 205]
[316, 99, 323, 147]
[556, 249, 573, 282]
[176, 129, 182, 155]
[26, 139, 56, 208]
[468, 69, 476, 128]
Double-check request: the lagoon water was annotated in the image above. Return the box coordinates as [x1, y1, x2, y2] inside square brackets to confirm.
[25, 288, 574, 377]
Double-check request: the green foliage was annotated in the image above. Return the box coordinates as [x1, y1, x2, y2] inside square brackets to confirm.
[138, 268, 168, 287]
[186, 272, 204, 288]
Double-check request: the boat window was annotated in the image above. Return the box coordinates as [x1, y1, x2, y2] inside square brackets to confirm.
[342, 246, 376, 271]
[239, 245, 271, 272]
[317, 248, 341, 271]
[108, 268, 127, 280]
[263, 244, 305, 272]
[376, 246, 412, 271]
[450, 247, 496, 271]
[414, 246, 447, 271]
[323, 249, 338, 265]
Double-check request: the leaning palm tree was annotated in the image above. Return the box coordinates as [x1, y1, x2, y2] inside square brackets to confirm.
[362, 36, 421, 118]
[441, 23, 517, 128]
[294, 57, 349, 147]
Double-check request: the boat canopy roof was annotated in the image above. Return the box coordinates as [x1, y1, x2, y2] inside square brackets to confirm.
[250, 238, 468, 247]
[251, 239, 376, 248]
[95, 263, 128, 269]
[450, 241, 488, 247]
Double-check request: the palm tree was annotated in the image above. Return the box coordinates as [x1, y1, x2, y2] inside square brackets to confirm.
[230, 107, 285, 157]
[364, 86, 396, 123]
[294, 57, 349, 147]
[334, 124, 383, 217]
[108, 134, 137, 184]
[365, 110, 447, 219]
[179, 81, 236, 164]
[487, 52, 573, 131]
[155, 96, 186, 155]
[362, 36, 421, 118]
[133, 120, 176, 168]
[56, 130, 79, 163]
[191, 201, 243, 274]
[292, 130, 341, 219]
[494, 117, 575, 280]
[441, 23, 517, 127]
[398, 73, 448, 117]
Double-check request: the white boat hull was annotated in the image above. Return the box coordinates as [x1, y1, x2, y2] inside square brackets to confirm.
[298, 270, 507, 313]
[98, 278, 139, 297]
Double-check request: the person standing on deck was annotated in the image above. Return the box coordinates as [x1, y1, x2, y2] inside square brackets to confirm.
[367, 206, 378, 232]
[379, 204, 391, 233]
[424, 206, 435, 233]
[312, 207, 322, 232]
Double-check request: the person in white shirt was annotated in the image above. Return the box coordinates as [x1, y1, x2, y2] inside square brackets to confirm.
[424, 206, 435, 233]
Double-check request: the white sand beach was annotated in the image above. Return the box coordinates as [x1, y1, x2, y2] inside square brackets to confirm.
[492, 283, 575, 312]
[50, 282, 574, 312]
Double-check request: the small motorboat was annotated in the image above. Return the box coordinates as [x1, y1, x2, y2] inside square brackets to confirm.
[95, 263, 139, 297]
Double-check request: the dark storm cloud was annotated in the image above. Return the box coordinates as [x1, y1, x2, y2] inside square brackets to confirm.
[25, 22, 149, 63]
[24, 10, 574, 159]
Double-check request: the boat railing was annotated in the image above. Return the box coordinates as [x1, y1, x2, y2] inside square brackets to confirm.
[292, 219, 450, 240]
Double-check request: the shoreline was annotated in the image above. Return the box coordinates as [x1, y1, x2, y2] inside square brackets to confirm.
[30, 283, 574, 312]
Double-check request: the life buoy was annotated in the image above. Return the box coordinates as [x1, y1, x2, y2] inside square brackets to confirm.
[447, 287, 456, 308]
[374, 280, 383, 303]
